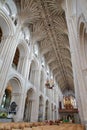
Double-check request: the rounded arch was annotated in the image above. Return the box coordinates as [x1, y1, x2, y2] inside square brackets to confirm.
[28, 59, 39, 86]
[12, 40, 29, 75]
[78, 14, 87, 69]
[27, 88, 35, 100]
[23, 88, 35, 122]
[77, 14, 85, 32]
[39, 95, 44, 102]
[1, 76, 22, 114]
[12, 48, 20, 69]
[7, 72, 24, 86]
[0, 9, 15, 55]
[18, 40, 29, 56]
[6, 76, 22, 94]
[26, 84, 37, 95]
[0, 11, 14, 36]
[7, 77, 22, 96]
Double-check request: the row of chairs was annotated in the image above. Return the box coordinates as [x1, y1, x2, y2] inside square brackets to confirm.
[0, 122, 85, 130]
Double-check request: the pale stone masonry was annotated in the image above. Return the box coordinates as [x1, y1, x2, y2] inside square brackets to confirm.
[0, 0, 87, 129]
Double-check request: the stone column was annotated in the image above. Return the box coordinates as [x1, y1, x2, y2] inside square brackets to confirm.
[17, 47, 32, 79]
[0, 27, 21, 104]
[49, 102, 51, 120]
[67, 19, 85, 123]
[38, 103, 44, 121]
[43, 98, 46, 121]
[34, 69, 41, 88]
[52, 106, 55, 121]
[17, 56, 24, 74]
[57, 96, 60, 119]
[20, 91, 28, 122]
[31, 68, 41, 122]
[31, 96, 39, 122]
[29, 69, 35, 84]
[0, 35, 14, 60]
[65, 1, 87, 127]
[21, 56, 31, 79]
[0, 35, 15, 103]
[11, 92, 23, 122]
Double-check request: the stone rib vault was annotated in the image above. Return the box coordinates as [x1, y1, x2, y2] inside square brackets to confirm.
[15, 0, 74, 92]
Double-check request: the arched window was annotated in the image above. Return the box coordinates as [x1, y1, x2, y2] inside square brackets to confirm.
[12, 48, 20, 69]
[23, 88, 35, 122]
[12, 43, 28, 75]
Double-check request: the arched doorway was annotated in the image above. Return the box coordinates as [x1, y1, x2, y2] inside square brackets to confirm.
[23, 88, 34, 122]
[1, 77, 21, 119]
[45, 100, 49, 120]
[38, 95, 44, 121]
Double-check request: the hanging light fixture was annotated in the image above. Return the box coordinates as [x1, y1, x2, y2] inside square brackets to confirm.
[45, 79, 55, 89]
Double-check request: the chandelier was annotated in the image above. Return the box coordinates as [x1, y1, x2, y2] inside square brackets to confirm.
[45, 79, 55, 89]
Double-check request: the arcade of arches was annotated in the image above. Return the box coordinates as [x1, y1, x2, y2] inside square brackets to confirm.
[0, 0, 87, 129]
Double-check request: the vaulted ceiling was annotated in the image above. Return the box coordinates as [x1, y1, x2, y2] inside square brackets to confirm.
[14, 0, 74, 93]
